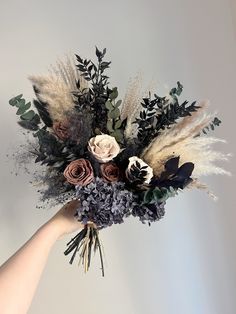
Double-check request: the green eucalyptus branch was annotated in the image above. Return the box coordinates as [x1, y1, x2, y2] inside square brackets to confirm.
[9, 94, 41, 131]
[105, 87, 127, 144]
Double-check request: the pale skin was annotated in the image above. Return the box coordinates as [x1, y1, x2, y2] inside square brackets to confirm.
[0, 200, 83, 314]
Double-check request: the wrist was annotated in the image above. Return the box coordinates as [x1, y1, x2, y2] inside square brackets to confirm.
[40, 219, 64, 242]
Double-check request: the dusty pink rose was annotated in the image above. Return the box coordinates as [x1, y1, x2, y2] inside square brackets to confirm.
[63, 159, 94, 186]
[53, 119, 71, 141]
[88, 134, 120, 163]
[100, 162, 121, 182]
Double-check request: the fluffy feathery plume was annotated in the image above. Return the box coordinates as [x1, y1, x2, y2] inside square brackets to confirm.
[122, 73, 143, 139]
[187, 178, 218, 200]
[122, 73, 156, 139]
[49, 54, 88, 92]
[29, 75, 75, 121]
[121, 72, 143, 120]
[29, 56, 88, 121]
[141, 100, 231, 177]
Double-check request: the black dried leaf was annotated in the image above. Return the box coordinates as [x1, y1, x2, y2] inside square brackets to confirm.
[175, 162, 194, 181]
[33, 100, 53, 127]
[88, 64, 93, 72]
[76, 79, 80, 89]
[200, 116, 222, 135]
[95, 46, 102, 60]
[133, 82, 201, 149]
[35, 154, 46, 163]
[74, 46, 111, 133]
[164, 156, 180, 175]
[18, 119, 39, 131]
[151, 157, 194, 190]
[77, 65, 86, 72]
[75, 54, 83, 63]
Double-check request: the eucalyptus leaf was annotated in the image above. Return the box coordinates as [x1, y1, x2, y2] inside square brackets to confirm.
[105, 100, 113, 110]
[115, 120, 122, 129]
[31, 114, 40, 125]
[107, 120, 114, 132]
[109, 87, 118, 100]
[9, 98, 17, 106]
[9, 94, 25, 107]
[16, 99, 26, 108]
[20, 110, 35, 120]
[108, 108, 120, 119]
[112, 129, 123, 143]
[143, 189, 153, 203]
[15, 94, 23, 100]
[16, 102, 31, 115]
[115, 100, 122, 108]
[142, 186, 178, 205]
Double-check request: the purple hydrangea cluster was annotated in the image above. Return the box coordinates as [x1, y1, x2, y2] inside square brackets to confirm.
[132, 202, 166, 225]
[75, 177, 135, 229]
[75, 177, 167, 228]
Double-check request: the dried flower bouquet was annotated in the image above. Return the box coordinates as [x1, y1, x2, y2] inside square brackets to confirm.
[8, 47, 230, 276]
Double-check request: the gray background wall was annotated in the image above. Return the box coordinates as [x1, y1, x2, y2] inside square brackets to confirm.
[0, 0, 235, 313]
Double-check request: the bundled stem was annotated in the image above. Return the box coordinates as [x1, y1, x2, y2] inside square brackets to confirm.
[64, 223, 105, 277]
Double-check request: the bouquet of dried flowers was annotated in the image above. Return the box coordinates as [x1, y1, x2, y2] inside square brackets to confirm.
[8, 47, 230, 276]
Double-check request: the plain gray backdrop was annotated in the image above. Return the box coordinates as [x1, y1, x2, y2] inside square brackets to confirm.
[0, 0, 235, 313]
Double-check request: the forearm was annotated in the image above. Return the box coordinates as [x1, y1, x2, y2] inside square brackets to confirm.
[0, 220, 61, 314]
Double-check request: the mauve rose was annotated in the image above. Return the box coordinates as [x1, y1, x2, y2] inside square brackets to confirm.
[100, 162, 120, 183]
[53, 120, 70, 141]
[88, 134, 120, 163]
[63, 159, 94, 186]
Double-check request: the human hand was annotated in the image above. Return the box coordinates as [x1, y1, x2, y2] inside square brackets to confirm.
[46, 200, 84, 240]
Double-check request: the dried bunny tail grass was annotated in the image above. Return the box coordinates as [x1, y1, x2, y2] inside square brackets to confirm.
[49, 55, 78, 90]
[143, 134, 231, 178]
[187, 178, 218, 201]
[122, 73, 143, 139]
[49, 54, 88, 92]
[29, 56, 88, 122]
[122, 73, 157, 139]
[121, 72, 143, 120]
[29, 75, 75, 121]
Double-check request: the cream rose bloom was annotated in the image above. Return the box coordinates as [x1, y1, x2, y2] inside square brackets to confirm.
[88, 134, 120, 163]
[126, 156, 153, 184]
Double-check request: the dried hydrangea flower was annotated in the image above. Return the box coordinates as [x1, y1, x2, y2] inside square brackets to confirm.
[75, 177, 135, 229]
[132, 202, 166, 224]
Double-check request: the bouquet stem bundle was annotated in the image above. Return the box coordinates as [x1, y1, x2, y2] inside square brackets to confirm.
[64, 223, 105, 276]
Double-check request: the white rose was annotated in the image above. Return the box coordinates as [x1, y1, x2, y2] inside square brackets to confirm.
[88, 134, 120, 163]
[126, 156, 153, 184]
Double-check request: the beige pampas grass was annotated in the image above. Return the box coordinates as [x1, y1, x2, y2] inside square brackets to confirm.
[187, 178, 218, 200]
[49, 55, 88, 92]
[121, 73, 157, 139]
[29, 55, 88, 122]
[141, 100, 231, 178]
[121, 73, 143, 139]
